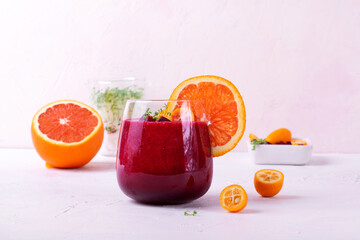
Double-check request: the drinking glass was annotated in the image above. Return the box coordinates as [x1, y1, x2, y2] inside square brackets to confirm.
[91, 78, 145, 156]
[116, 100, 213, 204]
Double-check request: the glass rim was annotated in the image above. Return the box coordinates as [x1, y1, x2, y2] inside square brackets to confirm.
[126, 99, 199, 103]
[95, 78, 146, 84]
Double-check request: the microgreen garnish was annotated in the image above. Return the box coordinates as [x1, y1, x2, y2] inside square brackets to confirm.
[92, 86, 144, 133]
[144, 108, 152, 117]
[143, 103, 171, 120]
[184, 210, 197, 216]
[251, 139, 268, 150]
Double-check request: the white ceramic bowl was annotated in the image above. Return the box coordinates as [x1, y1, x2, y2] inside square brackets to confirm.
[247, 138, 313, 165]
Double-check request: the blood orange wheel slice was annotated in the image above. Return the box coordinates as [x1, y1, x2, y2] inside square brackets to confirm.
[170, 75, 246, 157]
[31, 100, 104, 168]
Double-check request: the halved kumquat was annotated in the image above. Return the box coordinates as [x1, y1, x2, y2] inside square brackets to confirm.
[219, 184, 248, 212]
[254, 169, 284, 197]
[249, 133, 259, 142]
[265, 128, 291, 144]
[291, 139, 307, 145]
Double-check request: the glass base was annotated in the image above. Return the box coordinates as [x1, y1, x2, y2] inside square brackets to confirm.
[100, 131, 119, 157]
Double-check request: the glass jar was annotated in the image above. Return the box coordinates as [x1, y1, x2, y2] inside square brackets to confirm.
[91, 78, 145, 156]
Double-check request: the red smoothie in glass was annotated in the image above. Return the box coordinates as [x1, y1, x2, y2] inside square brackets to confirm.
[116, 119, 213, 204]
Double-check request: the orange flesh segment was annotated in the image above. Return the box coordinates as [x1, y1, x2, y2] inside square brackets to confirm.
[224, 188, 241, 208]
[170, 107, 195, 122]
[170, 108, 181, 121]
[37, 103, 98, 143]
[249, 133, 259, 141]
[257, 171, 281, 183]
[291, 139, 307, 145]
[177, 82, 239, 147]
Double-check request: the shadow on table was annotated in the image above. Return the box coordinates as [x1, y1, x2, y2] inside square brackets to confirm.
[72, 162, 115, 172]
[248, 194, 302, 203]
[130, 193, 303, 214]
[129, 193, 220, 210]
[173, 194, 262, 214]
[130, 193, 262, 214]
[308, 155, 330, 166]
[181, 194, 220, 209]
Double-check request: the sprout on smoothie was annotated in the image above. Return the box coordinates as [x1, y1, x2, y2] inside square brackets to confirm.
[144, 108, 152, 117]
[142, 104, 171, 121]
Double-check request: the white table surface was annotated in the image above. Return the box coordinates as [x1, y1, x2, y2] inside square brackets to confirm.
[1, 149, 359, 240]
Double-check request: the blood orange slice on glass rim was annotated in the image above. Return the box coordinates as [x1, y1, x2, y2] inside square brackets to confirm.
[170, 75, 246, 157]
[31, 100, 104, 168]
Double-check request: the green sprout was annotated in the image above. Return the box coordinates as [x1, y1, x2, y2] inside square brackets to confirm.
[251, 139, 268, 150]
[143, 103, 171, 120]
[144, 108, 152, 117]
[92, 86, 144, 133]
[184, 210, 198, 216]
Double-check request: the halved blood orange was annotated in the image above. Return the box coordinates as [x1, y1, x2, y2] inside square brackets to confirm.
[31, 100, 104, 168]
[170, 75, 246, 157]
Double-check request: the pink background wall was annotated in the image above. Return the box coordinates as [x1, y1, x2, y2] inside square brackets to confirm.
[0, 0, 359, 153]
